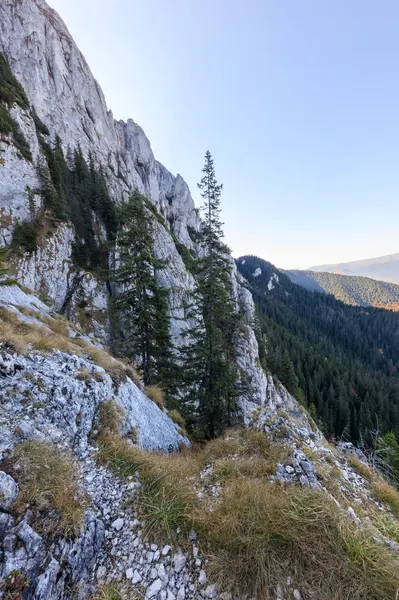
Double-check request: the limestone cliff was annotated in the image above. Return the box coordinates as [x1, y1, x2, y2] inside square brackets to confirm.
[0, 0, 268, 407]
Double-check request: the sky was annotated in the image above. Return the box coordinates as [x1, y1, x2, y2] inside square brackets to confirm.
[48, 0, 399, 269]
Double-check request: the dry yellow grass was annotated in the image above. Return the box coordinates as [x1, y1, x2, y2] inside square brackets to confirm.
[348, 456, 399, 517]
[97, 433, 198, 542]
[86, 347, 141, 386]
[43, 316, 70, 337]
[144, 385, 165, 410]
[167, 409, 186, 429]
[76, 367, 91, 382]
[97, 401, 124, 438]
[4, 441, 86, 538]
[97, 425, 399, 599]
[200, 479, 399, 600]
[371, 478, 399, 517]
[33, 333, 79, 354]
[348, 456, 374, 482]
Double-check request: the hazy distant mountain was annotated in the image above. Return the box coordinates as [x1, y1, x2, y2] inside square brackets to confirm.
[285, 270, 399, 311]
[311, 252, 399, 284]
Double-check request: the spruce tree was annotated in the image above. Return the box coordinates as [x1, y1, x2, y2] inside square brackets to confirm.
[113, 191, 173, 390]
[181, 151, 240, 438]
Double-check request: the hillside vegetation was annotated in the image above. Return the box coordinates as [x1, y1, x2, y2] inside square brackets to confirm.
[285, 269, 399, 311]
[238, 256, 399, 444]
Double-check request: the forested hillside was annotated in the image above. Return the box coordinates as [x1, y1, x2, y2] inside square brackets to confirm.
[285, 269, 399, 311]
[311, 252, 399, 284]
[238, 256, 399, 443]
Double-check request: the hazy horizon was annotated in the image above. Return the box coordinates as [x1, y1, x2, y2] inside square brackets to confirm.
[49, 0, 399, 269]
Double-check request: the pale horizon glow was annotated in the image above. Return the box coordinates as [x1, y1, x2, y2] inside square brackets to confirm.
[48, 0, 399, 270]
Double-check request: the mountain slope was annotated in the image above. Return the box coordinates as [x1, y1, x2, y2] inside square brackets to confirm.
[2, 282, 399, 600]
[0, 0, 267, 407]
[285, 269, 399, 310]
[311, 252, 399, 284]
[238, 255, 399, 442]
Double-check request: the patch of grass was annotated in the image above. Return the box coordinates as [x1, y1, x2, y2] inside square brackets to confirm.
[97, 434, 198, 542]
[97, 401, 124, 438]
[0, 310, 51, 355]
[144, 385, 165, 410]
[348, 456, 374, 482]
[199, 479, 399, 600]
[96, 424, 399, 598]
[32, 332, 79, 354]
[348, 456, 399, 517]
[371, 478, 399, 517]
[201, 428, 288, 468]
[4, 441, 85, 538]
[372, 512, 399, 544]
[212, 451, 286, 485]
[43, 316, 69, 337]
[77, 367, 91, 382]
[86, 347, 141, 386]
[91, 583, 123, 600]
[167, 409, 186, 429]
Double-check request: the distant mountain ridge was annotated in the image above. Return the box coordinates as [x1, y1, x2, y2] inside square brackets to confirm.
[311, 252, 399, 284]
[284, 270, 399, 311]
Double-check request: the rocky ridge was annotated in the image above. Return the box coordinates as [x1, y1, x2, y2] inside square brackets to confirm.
[1, 285, 399, 599]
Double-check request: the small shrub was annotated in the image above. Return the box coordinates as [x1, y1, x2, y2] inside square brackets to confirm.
[0, 103, 14, 135]
[144, 385, 165, 410]
[11, 220, 38, 254]
[4, 441, 85, 537]
[0, 52, 29, 108]
[0, 569, 30, 599]
[12, 126, 32, 161]
[31, 107, 49, 136]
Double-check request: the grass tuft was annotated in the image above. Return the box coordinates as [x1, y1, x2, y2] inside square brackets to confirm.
[348, 455, 399, 517]
[144, 385, 165, 410]
[91, 584, 124, 600]
[200, 479, 399, 599]
[97, 433, 197, 542]
[167, 409, 186, 429]
[97, 401, 124, 438]
[3, 441, 85, 538]
[371, 478, 399, 517]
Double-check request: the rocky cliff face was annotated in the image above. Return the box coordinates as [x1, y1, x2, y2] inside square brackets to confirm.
[0, 0, 268, 407]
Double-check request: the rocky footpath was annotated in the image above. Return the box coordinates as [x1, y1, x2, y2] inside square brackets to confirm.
[1, 287, 399, 598]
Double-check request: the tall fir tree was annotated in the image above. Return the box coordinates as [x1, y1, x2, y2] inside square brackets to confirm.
[113, 191, 173, 391]
[181, 151, 240, 438]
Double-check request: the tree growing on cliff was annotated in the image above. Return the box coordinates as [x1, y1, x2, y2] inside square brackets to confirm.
[113, 191, 173, 392]
[181, 151, 240, 438]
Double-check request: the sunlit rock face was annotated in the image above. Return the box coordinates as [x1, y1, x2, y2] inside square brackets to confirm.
[0, 0, 269, 410]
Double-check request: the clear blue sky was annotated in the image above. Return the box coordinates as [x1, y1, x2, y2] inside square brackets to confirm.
[49, 0, 399, 269]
